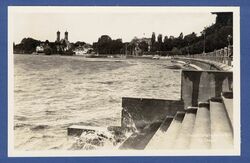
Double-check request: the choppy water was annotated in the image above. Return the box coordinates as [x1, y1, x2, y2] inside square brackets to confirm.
[14, 54, 181, 150]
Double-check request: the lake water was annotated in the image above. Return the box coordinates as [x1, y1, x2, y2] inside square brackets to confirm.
[14, 54, 181, 150]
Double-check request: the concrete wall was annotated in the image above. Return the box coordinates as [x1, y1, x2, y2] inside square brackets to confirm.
[188, 59, 219, 70]
[121, 70, 232, 132]
[173, 57, 232, 71]
[174, 58, 220, 70]
[121, 97, 184, 131]
[181, 70, 233, 109]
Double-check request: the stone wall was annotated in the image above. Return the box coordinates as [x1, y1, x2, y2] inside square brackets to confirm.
[121, 70, 233, 131]
[121, 97, 184, 131]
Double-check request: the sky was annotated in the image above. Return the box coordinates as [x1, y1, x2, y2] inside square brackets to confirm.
[9, 7, 218, 44]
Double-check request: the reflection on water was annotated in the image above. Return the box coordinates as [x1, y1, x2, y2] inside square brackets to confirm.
[14, 54, 181, 150]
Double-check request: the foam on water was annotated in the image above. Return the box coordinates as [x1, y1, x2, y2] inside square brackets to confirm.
[14, 55, 181, 150]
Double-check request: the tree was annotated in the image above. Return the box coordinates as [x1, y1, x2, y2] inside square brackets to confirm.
[139, 41, 148, 52]
[184, 32, 197, 45]
[178, 32, 183, 39]
[151, 32, 156, 52]
[157, 34, 163, 43]
[163, 36, 168, 43]
[93, 35, 124, 54]
[74, 41, 86, 47]
[127, 42, 136, 55]
[44, 46, 52, 55]
[110, 39, 123, 54]
[98, 35, 112, 44]
[96, 35, 112, 54]
[171, 47, 182, 55]
[15, 38, 41, 54]
[151, 32, 156, 44]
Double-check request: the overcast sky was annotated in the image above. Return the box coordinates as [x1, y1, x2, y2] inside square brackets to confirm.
[9, 7, 218, 44]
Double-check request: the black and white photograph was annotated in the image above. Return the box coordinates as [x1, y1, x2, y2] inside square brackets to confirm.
[8, 7, 240, 156]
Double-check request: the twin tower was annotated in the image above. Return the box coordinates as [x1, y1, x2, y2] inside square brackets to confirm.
[56, 31, 68, 42]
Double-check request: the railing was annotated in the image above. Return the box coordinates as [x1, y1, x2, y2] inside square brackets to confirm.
[174, 46, 233, 67]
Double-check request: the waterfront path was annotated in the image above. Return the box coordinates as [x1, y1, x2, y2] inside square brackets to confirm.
[173, 57, 233, 71]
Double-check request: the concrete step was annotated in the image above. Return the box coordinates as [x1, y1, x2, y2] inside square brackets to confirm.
[119, 122, 162, 150]
[145, 116, 174, 149]
[210, 97, 233, 149]
[174, 107, 197, 149]
[189, 102, 211, 149]
[221, 92, 233, 129]
[147, 111, 185, 149]
[161, 112, 185, 148]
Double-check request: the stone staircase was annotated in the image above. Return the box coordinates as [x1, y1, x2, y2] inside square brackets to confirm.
[120, 91, 234, 150]
[67, 70, 234, 151]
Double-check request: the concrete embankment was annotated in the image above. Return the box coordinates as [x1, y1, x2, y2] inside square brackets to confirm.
[119, 70, 233, 150]
[173, 57, 233, 71]
[66, 70, 234, 150]
[172, 60, 203, 70]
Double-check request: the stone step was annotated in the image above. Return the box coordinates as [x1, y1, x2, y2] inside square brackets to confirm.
[210, 97, 233, 149]
[119, 122, 162, 150]
[174, 107, 197, 149]
[147, 111, 185, 149]
[145, 116, 174, 149]
[189, 102, 211, 149]
[161, 111, 185, 148]
[221, 92, 233, 129]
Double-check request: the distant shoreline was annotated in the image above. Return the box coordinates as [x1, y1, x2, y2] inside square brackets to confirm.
[13, 53, 158, 60]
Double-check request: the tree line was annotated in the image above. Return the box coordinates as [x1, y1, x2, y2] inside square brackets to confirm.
[92, 13, 232, 56]
[14, 13, 232, 56]
[13, 38, 86, 55]
[93, 12, 233, 56]
[149, 25, 232, 55]
[92, 35, 124, 54]
[152, 12, 233, 55]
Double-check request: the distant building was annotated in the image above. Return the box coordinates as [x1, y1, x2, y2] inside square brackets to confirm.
[55, 31, 72, 53]
[74, 44, 93, 56]
[34, 31, 72, 55]
[36, 44, 44, 53]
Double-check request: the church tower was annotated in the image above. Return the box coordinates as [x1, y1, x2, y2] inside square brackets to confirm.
[65, 31, 68, 41]
[56, 31, 60, 42]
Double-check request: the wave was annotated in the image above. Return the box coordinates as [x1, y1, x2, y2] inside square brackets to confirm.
[30, 125, 49, 131]
[14, 55, 181, 150]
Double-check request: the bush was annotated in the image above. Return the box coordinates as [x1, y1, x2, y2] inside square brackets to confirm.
[171, 47, 182, 55]
[44, 47, 52, 55]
